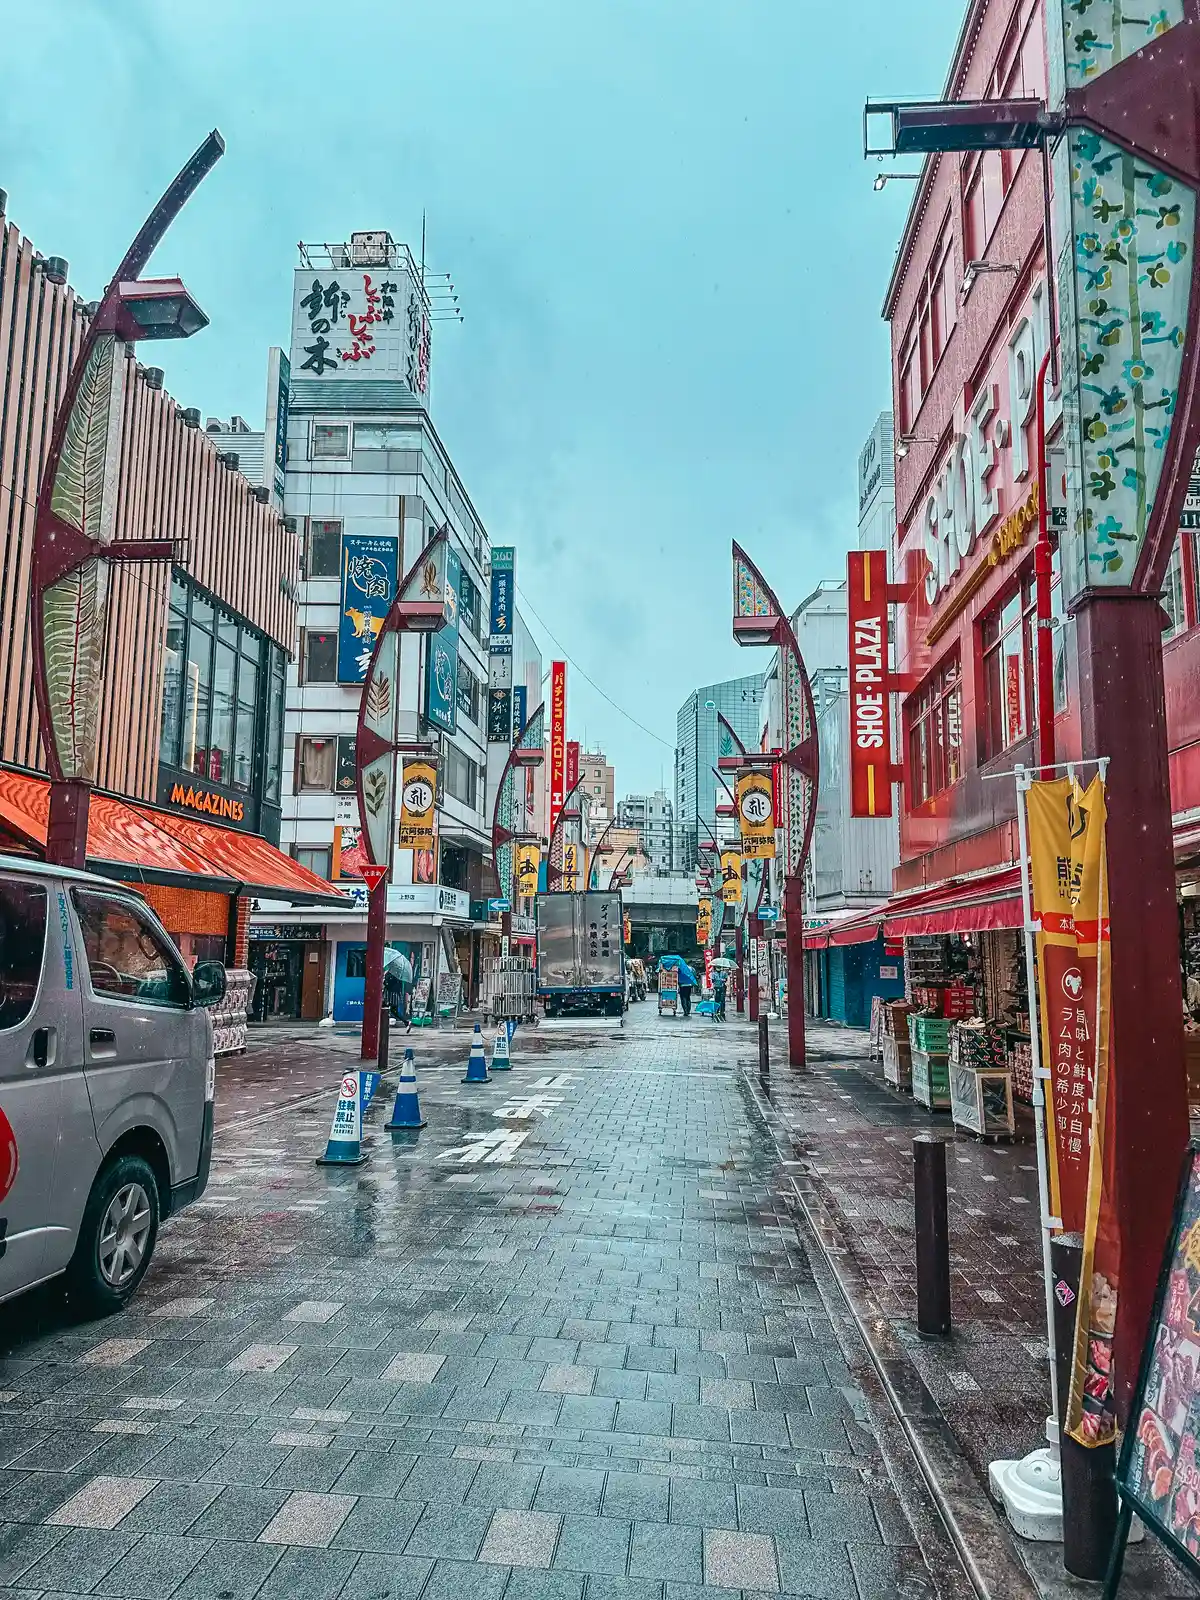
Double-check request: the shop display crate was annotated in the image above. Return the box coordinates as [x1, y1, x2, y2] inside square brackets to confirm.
[911, 985, 944, 1015]
[1008, 1037, 1033, 1102]
[882, 1034, 912, 1092]
[912, 1048, 950, 1110]
[909, 1014, 952, 1053]
[950, 1064, 1015, 1139]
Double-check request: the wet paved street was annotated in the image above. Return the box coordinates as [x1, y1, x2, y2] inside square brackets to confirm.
[0, 1009, 948, 1600]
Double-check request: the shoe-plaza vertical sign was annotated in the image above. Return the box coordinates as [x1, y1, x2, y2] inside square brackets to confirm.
[847, 549, 892, 817]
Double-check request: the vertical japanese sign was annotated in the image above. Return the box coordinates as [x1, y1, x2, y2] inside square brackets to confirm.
[847, 550, 892, 817]
[338, 535, 398, 683]
[720, 850, 742, 904]
[566, 741, 580, 795]
[515, 844, 540, 899]
[549, 662, 567, 838]
[562, 841, 581, 893]
[488, 545, 515, 747]
[292, 256, 423, 389]
[696, 897, 713, 944]
[264, 347, 290, 507]
[423, 548, 460, 734]
[398, 760, 437, 851]
[513, 684, 528, 740]
[1028, 774, 1115, 1444]
[737, 771, 776, 859]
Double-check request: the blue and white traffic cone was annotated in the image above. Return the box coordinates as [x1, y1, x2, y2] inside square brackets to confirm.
[316, 1071, 369, 1165]
[489, 1026, 511, 1072]
[462, 1022, 491, 1084]
[385, 1049, 427, 1129]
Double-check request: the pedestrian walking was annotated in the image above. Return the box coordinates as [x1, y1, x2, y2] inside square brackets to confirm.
[713, 969, 727, 1021]
[679, 973, 695, 1017]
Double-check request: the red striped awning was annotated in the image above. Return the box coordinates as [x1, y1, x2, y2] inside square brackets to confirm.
[805, 865, 1025, 947]
[0, 767, 345, 906]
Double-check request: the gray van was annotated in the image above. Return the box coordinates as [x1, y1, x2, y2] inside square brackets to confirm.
[0, 855, 225, 1313]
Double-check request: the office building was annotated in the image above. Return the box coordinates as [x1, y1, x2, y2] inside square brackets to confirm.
[617, 790, 675, 873]
[675, 674, 762, 869]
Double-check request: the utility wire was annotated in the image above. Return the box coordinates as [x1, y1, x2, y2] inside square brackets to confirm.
[515, 583, 673, 751]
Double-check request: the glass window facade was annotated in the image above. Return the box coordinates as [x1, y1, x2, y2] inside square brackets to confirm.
[979, 553, 1065, 762]
[159, 572, 285, 801]
[907, 656, 963, 806]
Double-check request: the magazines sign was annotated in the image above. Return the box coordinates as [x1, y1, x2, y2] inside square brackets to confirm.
[338, 535, 398, 683]
[736, 770, 776, 860]
[847, 549, 892, 817]
[1027, 773, 1115, 1444]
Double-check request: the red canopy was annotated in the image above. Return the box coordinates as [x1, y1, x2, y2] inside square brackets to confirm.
[806, 864, 1024, 948]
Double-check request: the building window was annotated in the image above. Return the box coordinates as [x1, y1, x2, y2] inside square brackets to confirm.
[355, 423, 420, 451]
[264, 650, 286, 806]
[312, 423, 350, 459]
[907, 657, 963, 806]
[297, 737, 337, 792]
[306, 519, 342, 578]
[1163, 537, 1187, 639]
[294, 845, 332, 879]
[456, 661, 481, 724]
[444, 743, 478, 808]
[980, 554, 1065, 761]
[159, 572, 271, 794]
[302, 630, 338, 683]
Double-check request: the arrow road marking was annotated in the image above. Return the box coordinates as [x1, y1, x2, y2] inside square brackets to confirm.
[494, 1095, 563, 1120]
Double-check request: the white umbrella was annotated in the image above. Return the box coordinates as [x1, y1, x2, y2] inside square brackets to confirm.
[383, 949, 413, 984]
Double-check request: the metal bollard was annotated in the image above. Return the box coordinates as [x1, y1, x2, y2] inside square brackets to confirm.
[378, 1001, 390, 1076]
[913, 1136, 951, 1337]
[758, 1015, 769, 1075]
[1051, 1232, 1118, 1581]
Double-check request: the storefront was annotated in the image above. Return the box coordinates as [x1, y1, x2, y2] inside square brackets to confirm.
[250, 881, 474, 1023]
[247, 925, 329, 1022]
[803, 929, 905, 1029]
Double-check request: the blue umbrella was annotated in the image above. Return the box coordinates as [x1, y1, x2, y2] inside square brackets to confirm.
[658, 955, 698, 985]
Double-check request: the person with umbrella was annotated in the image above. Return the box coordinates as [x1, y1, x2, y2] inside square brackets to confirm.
[383, 947, 414, 1032]
[659, 954, 698, 1018]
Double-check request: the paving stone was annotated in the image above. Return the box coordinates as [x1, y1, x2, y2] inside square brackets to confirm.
[0, 1523, 69, 1586]
[286, 1301, 345, 1324]
[582, 1578, 664, 1599]
[259, 1489, 357, 1546]
[535, 1467, 607, 1516]
[188, 1483, 291, 1541]
[542, 1365, 597, 1395]
[628, 1520, 703, 1584]
[92, 1531, 213, 1597]
[46, 1474, 158, 1529]
[396, 1454, 479, 1505]
[254, 1544, 360, 1600]
[336, 1552, 434, 1599]
[402, 1503, 492, 1561]
[333, 1450, 417, 1497]
[82, 1338, 152, 1368]
[601, 1473, 670, 1524]
[465, 1461, 544, 1509]
[381, 1351, 446, 1383]
[331, 1493, 424, 1552]
[553, 1514, 631, 1576]
[228, 1344, 298, 1375]
[479, 1507, 561, 1567]
[504, 1571, 586, 1600]
[422, 1557, 511, 1599]
[20, 1526, 139, 1591]
[774, 1534, 856, 1598]
[115, 1479, 223, 1533]
[803, 1488, 881, 1545]
[668, 1478, 738, 1530]
[735, 1483, 810, 1540]
[703, 1527, 779, 1592]
[204, 1442, 297, 1486]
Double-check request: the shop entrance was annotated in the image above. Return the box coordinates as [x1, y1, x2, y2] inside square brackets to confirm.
[249, 940, 304, 1020]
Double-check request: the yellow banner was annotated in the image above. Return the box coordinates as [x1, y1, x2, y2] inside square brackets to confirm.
[697, 895, 713, 944]
[515, 844, 540, 898]
[737, 771, 775, 859]
[561, 841, 581, 892]
[1027, 774, 1114, 1446]
[398, 760, 437, 851]
[720, 849, 742, 904]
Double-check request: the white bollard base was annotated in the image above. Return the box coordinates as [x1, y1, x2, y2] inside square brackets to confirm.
[989, 1444, 1145, 1545]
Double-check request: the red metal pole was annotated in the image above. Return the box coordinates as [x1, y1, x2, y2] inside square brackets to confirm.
[734, 923, 744, 1014]
[362, 876, 387, 1062]
[1034, 346, 1056, 774]
[784, 876, 806, 1069]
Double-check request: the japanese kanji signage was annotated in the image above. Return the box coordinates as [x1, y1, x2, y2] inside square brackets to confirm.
[847, 549, 892, 818]
[1028, 773, 1116, 1445]
[549, 662, 567, 839]
[515, 844, 540, 899]
[338, 535, 398, 683]
[736, 770, 776, 860]
[398, 760, 437, 852]
[291, 249, 429, 398]
[720, 850, 742, 904]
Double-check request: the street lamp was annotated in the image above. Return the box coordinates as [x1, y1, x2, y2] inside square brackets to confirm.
[730, 541, 819, 1068]
[490, 702, 546, 950]
[32, 130, 225, 868]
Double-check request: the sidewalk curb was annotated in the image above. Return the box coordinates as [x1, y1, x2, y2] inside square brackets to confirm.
[741, 1063, 1041, 1600]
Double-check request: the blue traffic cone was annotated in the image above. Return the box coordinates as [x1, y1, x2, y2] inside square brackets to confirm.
[385, 1049, 427, 1129]
[489, 1027, 511, 1071]
[462, 1022, 491, 1084]
[316, 1071, 369, 1165]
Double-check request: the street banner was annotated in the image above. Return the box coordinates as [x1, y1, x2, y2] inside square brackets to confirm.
[566, 740, 580, 795]
[332, 823, 367, 880]
[515, 843, 540, 898]
[338, 534, 398, 682]
[398, 760, 437, 851]
[513, 684, 528, 739]
[847, 549, 892, 817]
[720, 849, 742, 904]
[489, 545, 514, 639]
[561, 841, 581, 892]
[549, 662, 567, 838]
[623, 914, 631, 946]
[697, 896, 712, 944]
[487, 687, 513, 742]
[335, 734, 357, 794]
[737, 770, 776, 859]
[1028, 773, 1115, 1445]
[423, 546, 461, 735]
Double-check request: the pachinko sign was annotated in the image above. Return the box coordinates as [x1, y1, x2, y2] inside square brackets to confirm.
[847, 549, 891, 818]
[1027, 773, 1115, 1444]
[549, 662, 567, 839]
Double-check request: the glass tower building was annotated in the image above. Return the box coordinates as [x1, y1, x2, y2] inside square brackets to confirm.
[675, 673, 763, 870]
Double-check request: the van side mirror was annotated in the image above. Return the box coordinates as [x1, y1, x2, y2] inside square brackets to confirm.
[192, 961, 227, 1008]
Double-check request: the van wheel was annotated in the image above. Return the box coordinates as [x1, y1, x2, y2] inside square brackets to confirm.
[67, 1155, 160, 1316]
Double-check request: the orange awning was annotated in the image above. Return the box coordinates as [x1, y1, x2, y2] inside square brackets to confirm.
[805, 865, 1025, 947]
[0, 767, 345, 906]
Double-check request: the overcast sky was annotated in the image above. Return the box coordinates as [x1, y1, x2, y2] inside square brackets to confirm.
[5, 0, 961, 796]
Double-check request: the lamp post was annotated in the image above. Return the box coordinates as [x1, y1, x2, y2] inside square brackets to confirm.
[545, 778, 586, 891]
[32, 131, 224, 868]
[490, 702, 546, 950]
[731, 543, 820, 1067]
[355, 529, 453, 1062]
